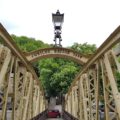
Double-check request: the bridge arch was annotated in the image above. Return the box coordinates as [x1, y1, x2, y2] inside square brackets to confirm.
[25, 47, 89, 65]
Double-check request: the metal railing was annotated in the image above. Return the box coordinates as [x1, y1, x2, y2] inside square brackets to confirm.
[64, 26, 120, 120]
[0, 23, 47, 120]
[31, 109, 47, 120]
[1, 23, 120, 120]
[63, 110, 78, 120]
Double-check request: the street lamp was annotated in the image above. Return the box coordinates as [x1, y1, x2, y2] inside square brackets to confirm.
[52, 10, 64, 47]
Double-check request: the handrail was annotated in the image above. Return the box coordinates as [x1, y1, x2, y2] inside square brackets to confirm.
[63, 110, 78, 120]
[65, 25, 120, 120]
[30, 110, 47, 120]
[0, 23, 44, 95]
[0, 23, 47, 120]
[68, 25, 120, 94]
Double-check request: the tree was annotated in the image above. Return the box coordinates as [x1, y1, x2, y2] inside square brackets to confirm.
[71, 42, 96, 55]
[11, 34, 49, 52]
[12, 35, 97, 97]
[39, 58, 80, 97]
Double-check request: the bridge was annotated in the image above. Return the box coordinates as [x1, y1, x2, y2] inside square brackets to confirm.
[0, 22, 120, 120]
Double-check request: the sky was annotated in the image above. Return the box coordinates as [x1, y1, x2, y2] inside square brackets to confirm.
[0, 0, 120, 47]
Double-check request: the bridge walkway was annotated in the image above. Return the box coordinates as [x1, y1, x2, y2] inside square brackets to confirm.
[0, 23, 120, 120]
[46, 118, 63, 120]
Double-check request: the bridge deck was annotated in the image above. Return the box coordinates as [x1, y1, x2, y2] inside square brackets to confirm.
[46, 118, 63, 120]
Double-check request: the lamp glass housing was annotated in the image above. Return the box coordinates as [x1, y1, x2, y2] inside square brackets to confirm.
[52, 11, 64, 29]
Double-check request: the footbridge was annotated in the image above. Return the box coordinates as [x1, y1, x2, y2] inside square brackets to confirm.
[0, 23, 120, 120]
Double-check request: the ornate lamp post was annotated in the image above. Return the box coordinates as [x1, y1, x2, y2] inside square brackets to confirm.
[52, 10, 64, 47]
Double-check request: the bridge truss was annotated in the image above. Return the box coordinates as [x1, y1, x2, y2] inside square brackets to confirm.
[64, 26, 120, 120]
[0, 22, 120, 120]
[0, 24, 46, 120]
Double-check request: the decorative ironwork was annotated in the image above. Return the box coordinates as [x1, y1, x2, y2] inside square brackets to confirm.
[24, 47, 89, 65]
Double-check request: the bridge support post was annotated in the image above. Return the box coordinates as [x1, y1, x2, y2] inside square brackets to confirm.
[0, 24, 47, 120]
[78, 80, 82, 120]
[74, 86, 79, 118]
[0, 47, 11, 90]
[22, 73, 33, 120]
[67, 95, 71, 114]
[103, 52, 120, 119]
[0, 55, 14, 120]
[35, 86, 40, 115]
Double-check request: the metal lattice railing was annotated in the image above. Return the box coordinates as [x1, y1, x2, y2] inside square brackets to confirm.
[64, 26, 120, 120]
[30, 110, 47, 120]
[63, 110, 78, 120]
[0, 23, 47, 120]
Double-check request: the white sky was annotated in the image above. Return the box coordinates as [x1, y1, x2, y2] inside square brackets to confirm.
[0, 0, 120, 47]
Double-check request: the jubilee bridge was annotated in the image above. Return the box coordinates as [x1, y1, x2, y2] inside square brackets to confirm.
[0, 12, 120, 120]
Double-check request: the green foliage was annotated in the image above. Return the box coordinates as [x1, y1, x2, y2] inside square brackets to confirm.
[0, 36, 4, 44]
[11, 34, 49, 52]
[118, 56, 120, 63]
[12, 34, 96, 97]
[39, 58, 80, 97]
[71, 42, 96, 55]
